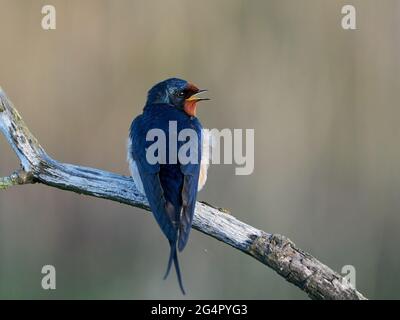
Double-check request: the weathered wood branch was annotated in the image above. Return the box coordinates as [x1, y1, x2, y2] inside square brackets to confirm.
[0, 87, 366, 300]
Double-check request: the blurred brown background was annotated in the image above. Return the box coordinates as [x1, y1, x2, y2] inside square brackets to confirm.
[0, 0, 399, 299]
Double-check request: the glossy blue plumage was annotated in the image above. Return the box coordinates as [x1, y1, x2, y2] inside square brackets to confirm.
[128, 79, 203, 294]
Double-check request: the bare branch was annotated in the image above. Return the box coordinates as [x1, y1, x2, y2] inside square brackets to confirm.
[0, 87, 366, 300]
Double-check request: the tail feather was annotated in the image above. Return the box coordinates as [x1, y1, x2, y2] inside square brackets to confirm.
[163, 241, 186, 295]
[163, 240, 175, 280]
[173, 249, 185, 295]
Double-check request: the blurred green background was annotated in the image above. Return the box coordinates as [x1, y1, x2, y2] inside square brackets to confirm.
[0, 0, 399, 299]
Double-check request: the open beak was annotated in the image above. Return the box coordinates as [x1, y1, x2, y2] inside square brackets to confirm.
[186, 89, 210, 102]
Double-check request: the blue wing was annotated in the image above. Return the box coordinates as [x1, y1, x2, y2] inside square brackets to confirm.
[178, 163, 201, 251]
[129, 116, 177, 242]
[178, 118, 202, 251]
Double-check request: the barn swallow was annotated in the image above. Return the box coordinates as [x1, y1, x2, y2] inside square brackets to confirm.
[127, 78, 210, 294]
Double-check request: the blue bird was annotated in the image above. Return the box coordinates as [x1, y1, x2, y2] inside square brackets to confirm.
[127, 78, 210, 294]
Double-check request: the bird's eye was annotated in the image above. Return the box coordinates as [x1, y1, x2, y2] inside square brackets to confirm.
[175, 90, 185, 98]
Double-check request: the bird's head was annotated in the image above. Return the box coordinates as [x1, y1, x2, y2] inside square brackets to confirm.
[146, 78, 209, 117]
